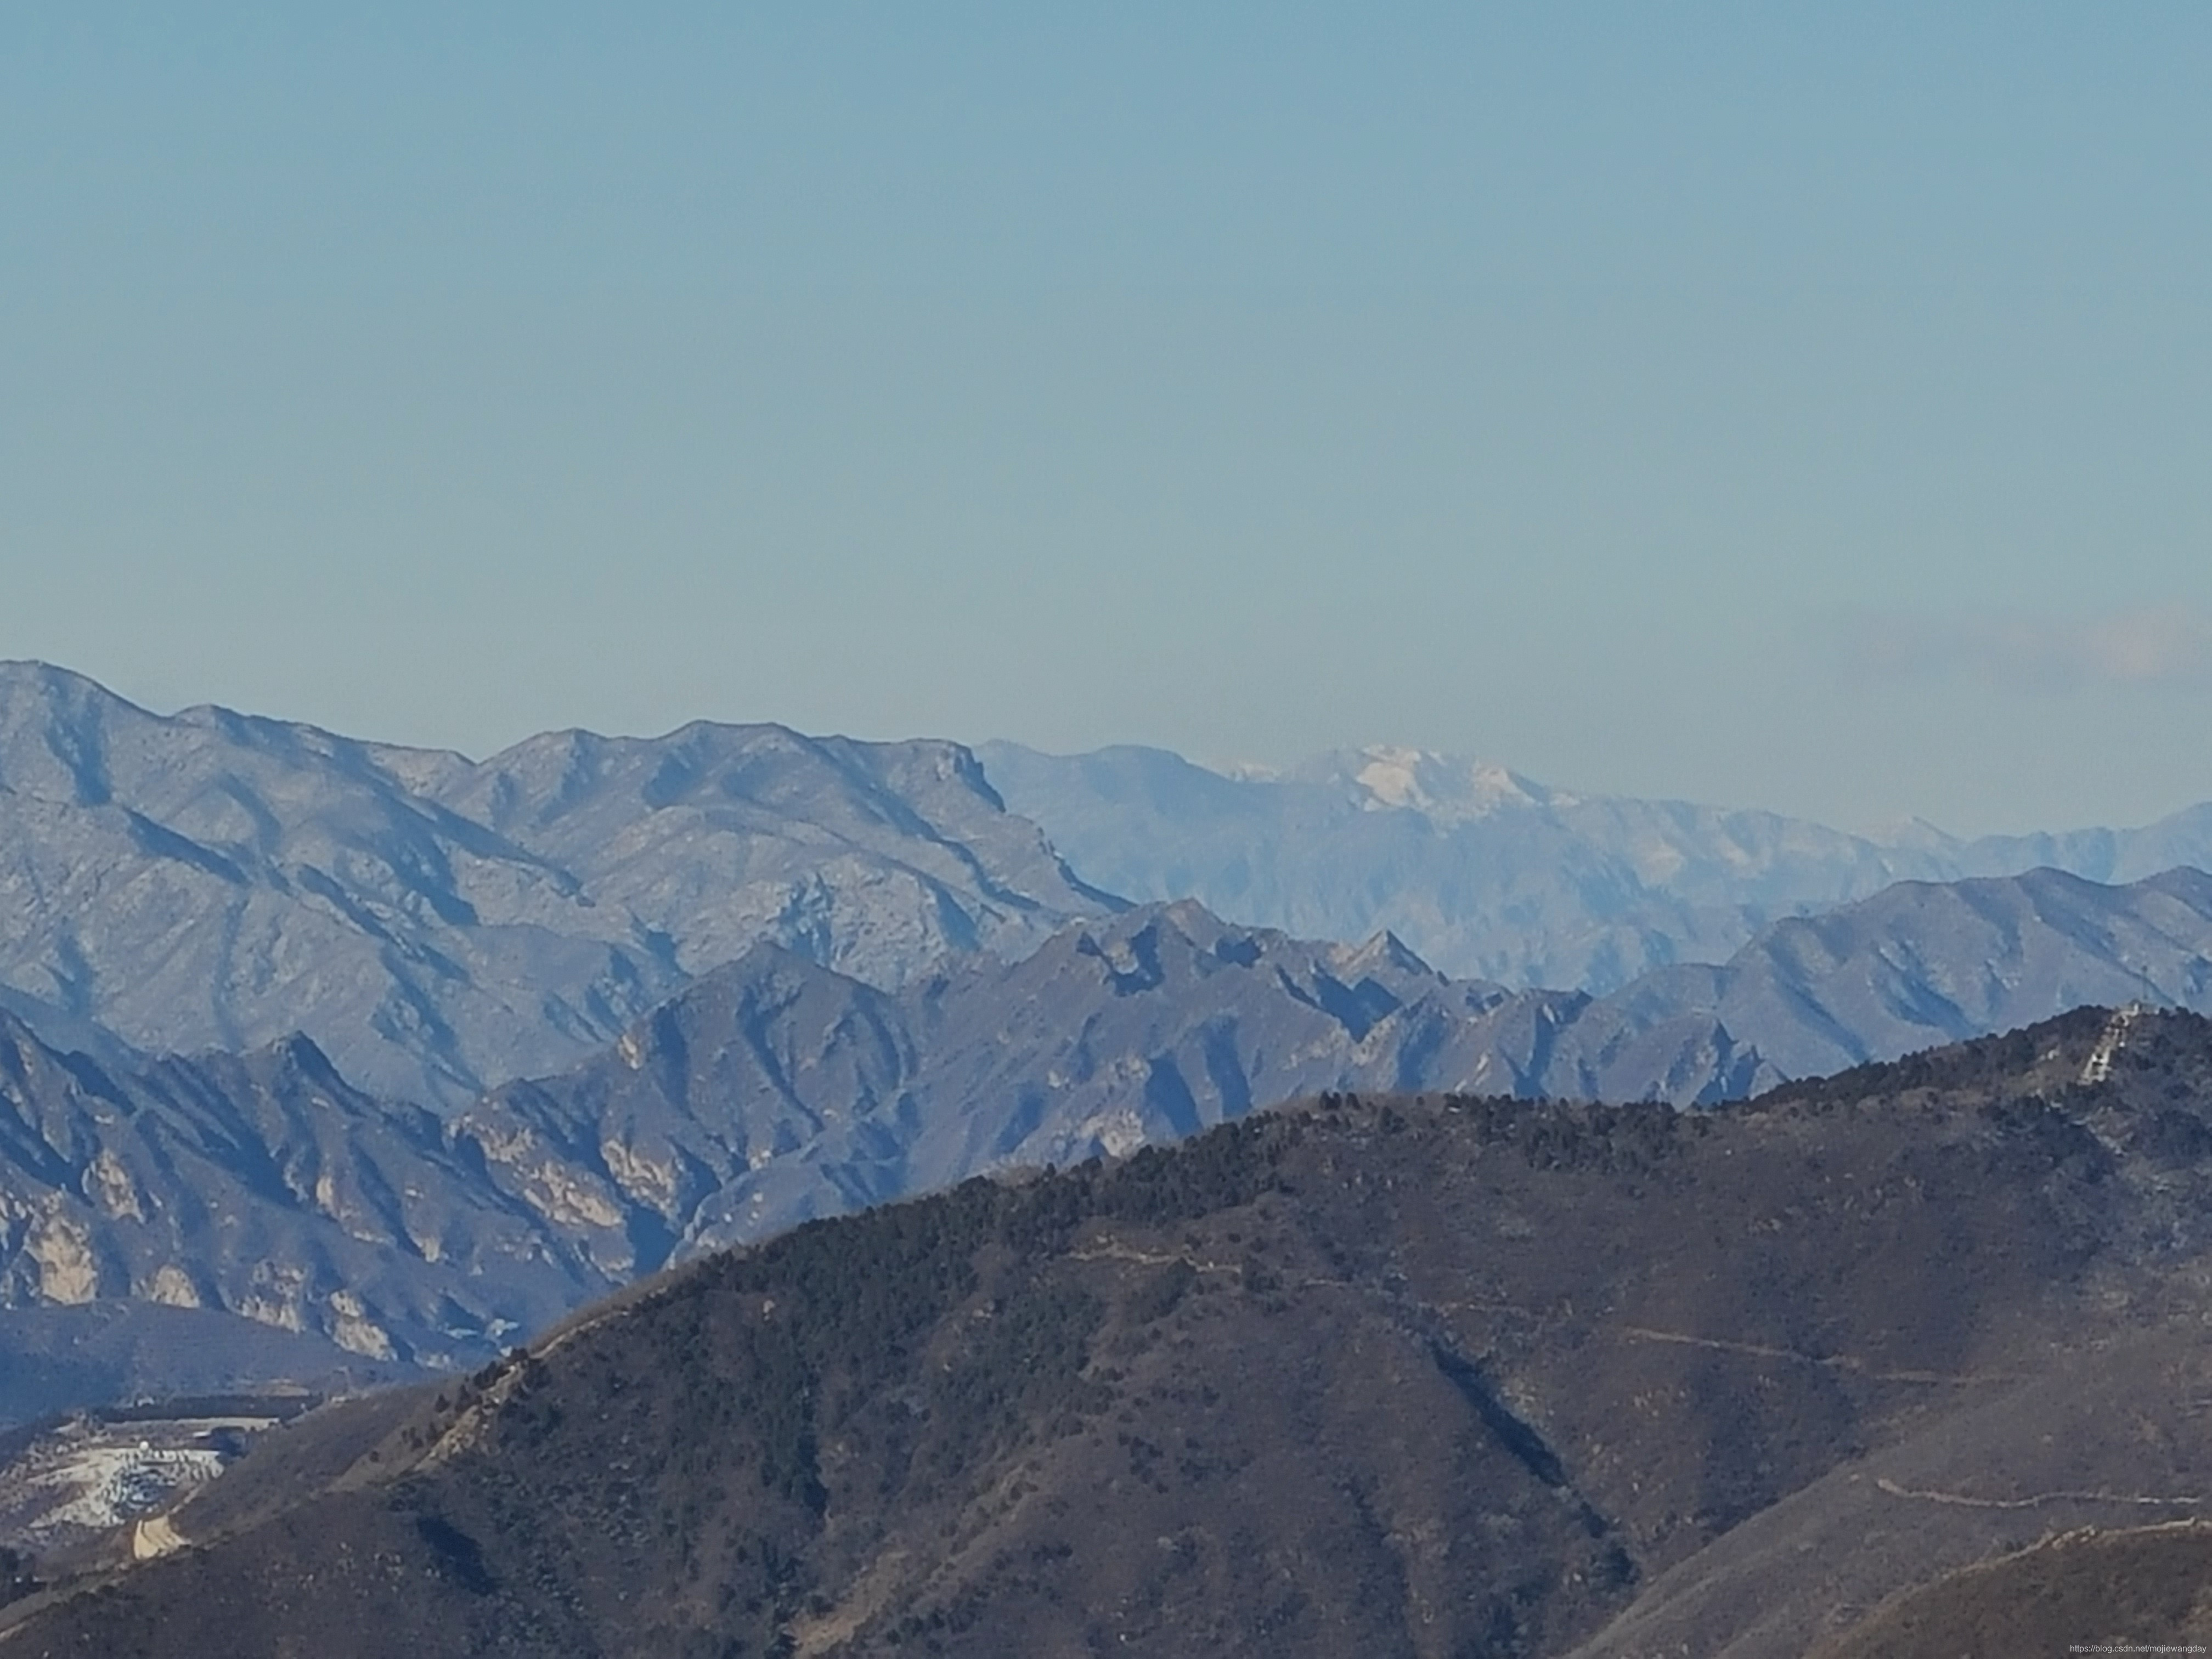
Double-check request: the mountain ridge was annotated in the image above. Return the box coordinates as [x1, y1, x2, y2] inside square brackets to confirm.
[15, 1006, 2212, 1655]
[0, 662, 1117, 1109]
[13, 864, 2212, 1407]
[981, 738, 2212, 991]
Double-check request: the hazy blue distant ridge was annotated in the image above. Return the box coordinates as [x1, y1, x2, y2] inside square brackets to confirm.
[0, 662, 1117, 1108]
[12, 867, 2212, 1394]
[980, 740, 2212, 992]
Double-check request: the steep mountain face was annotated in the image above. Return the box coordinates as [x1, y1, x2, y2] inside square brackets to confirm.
[451, 902, 1553, 1271]
[415, 720, 1115, 990]
[0, 663, 1115, 1107]
[12, 869, 2212, 1401]
[980, 739, 2212, 992]
[16, 1009, 2212, 1657]
[0, 1011, 598, 1375]
[1538, 864, 2212, 1099]
[13, 656, 2207, 1126]
[0, 899, 1558, 1396]
[455, 870, 2212, 1274]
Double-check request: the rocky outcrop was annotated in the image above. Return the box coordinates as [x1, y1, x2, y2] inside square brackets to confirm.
[0, 662, 1116, 1108]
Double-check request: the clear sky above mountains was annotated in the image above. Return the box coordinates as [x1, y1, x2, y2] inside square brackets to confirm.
[4, 4, 2209, 835]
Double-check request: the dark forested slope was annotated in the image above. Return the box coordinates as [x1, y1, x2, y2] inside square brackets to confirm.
[15, 1007, 2212, 1656]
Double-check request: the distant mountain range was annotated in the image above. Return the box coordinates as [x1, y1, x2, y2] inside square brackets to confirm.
[10, 659, 2211, 1125]
[447, 866, 2212, 1271]
[17, 1008, 2212, 1657]
[10, 664, 2212, 1646]
[12, 662, 2212, 1132]
[0, 663, 1115, 1109]
[980, 740, 2212, 990]
[9, 660, 2212, 1420]
[10, 866, 2212, 1413]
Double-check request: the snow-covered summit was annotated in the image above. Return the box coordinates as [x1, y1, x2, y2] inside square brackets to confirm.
[1299, 745, 1573, 823]
[978, 738, 2212, 994]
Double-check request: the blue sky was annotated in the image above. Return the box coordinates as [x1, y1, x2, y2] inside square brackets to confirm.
[4, 4, 2209, 834]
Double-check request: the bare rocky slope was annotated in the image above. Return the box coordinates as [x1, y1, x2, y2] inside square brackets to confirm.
[447, 867, 2212, 1275]
[981, 738, 2212, 991]
[1, 902, 1537, 1400]
[0, 662, 1116, 1110]
[13, 870, 2212, 1417]
[12, 1008, 2212, 1655]
[0, 1009, 599, 1384]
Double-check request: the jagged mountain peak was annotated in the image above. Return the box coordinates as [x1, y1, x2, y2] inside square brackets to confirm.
[14, 867, 2212, 1435]
[1296, 743, 1573, 821]
[982, 742, 2212, 997]
[1327, 926, 1443, 986]
[0, 665, 1119, 1108]
[0, 658, 132, 706]
[318, 871, 2212, 1295]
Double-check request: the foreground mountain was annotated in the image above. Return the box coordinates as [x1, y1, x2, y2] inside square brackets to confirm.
[981, 739, 2212, 990]
[12, 1008, 2212, 1655]
[1807, 1522, 2212, 1658]
[0, 662, 1115, 1108]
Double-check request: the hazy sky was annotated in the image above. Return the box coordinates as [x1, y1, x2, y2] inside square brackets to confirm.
[5, 5, 2209, 835]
